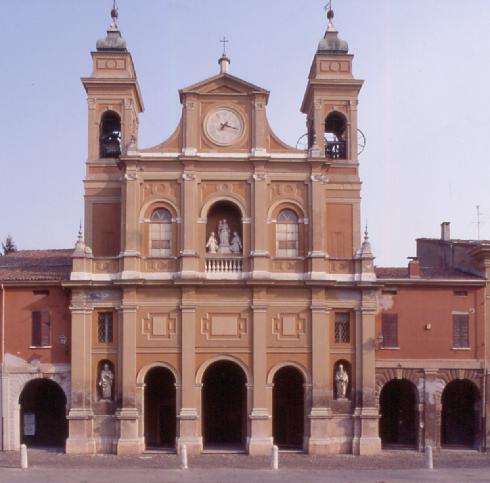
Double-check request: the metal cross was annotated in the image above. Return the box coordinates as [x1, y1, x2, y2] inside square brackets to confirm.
[324, 1, 333, 12]
[220, 37, 229, 55]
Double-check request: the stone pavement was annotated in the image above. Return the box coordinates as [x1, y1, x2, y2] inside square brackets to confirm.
[0, 449, 490, 483]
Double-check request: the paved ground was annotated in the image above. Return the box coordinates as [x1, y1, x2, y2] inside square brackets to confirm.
[1, 449, 490, 482]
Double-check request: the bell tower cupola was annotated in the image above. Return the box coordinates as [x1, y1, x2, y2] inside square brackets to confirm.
[301, 6, 363, 162]
[82, 2, 144, 162]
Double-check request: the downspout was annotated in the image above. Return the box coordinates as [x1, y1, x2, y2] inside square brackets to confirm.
[483, 281, 487, 452]
[1, 284, 5, 451]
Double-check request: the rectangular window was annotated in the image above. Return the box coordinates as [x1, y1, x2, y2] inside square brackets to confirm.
[98, 312, 113, 344]
[150, 223, 172, 257]
[335, 312, 350, 343]
[32, 311, 50, 347]
[453, 313, 469, 348]
[382, 313, 398, 348]
[453, 290, 468, 297]
[276, 223, 298, 257]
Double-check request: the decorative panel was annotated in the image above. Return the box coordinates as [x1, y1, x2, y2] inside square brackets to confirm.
[273, 313, 306, 340]
[201, 313, 247, 340]
[142, 312, 176, 341]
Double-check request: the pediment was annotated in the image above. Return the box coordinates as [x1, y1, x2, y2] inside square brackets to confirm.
[179, 73, 269, 102]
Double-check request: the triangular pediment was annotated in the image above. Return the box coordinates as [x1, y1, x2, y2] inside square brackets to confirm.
[179, 73, 269, 102]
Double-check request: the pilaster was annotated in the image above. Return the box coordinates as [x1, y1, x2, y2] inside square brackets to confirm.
[66, 295, 96, 454]
[308, 163, 327, 276]
[248, 290, 272, 455]
[177, 290, 201, 453]
[179, 167, 199, 276]
[251, 164, 269, 277]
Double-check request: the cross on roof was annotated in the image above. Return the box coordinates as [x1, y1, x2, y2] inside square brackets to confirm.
[220, 37, 229, 56]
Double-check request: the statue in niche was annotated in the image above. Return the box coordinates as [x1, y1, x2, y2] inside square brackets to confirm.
[335, 364, 349, 400]
[206, 232, 219, 253]
[218, 219, 232, 254]
[98, 363, 114, 400]
[230, 232, 242, 254]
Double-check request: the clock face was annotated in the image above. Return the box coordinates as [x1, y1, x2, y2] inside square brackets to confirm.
[205, 108, 244, 146]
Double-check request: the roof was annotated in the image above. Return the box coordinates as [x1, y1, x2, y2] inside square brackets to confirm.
[375, 266, 484, 281]
[0, 250, 72, 282]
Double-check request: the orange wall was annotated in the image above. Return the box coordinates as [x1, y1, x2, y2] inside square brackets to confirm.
[92, 203, 121, 257]
[376, 285, 484, 360]
[3, 286, 70, 364]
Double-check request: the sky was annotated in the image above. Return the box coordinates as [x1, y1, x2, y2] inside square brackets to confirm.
[1, 0, 490, 266]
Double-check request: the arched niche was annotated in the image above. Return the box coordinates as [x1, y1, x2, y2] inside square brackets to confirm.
[324, 111, 347, 160]
[333, 359, 352, 400]
[97, 359, 115, 401]
[99, 110, 122, 158]
[205, 200, 243, 256]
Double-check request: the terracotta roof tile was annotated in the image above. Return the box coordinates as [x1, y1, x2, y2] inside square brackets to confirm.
[0, 249, 72, 282]
[375, 265, 483, 280]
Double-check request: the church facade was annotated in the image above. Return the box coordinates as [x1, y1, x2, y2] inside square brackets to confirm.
[0, 7, 489, 456]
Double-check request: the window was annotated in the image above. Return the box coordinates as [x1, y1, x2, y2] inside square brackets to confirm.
[335, 313, 350, 343]
[98, 312, 113, 344]
[32, 311, 50, 347]
[382, 313, 398, 348]
[454, 290, 468, 297]
[276, 209, 299, 257]
[453, 314, 469, 348]
[150, 208, 172, 257]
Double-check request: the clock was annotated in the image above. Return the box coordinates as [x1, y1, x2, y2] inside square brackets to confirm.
[205, 108, 244, 146]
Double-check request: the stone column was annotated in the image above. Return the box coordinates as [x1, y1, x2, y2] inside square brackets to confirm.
[251, 165, 269, 277]
[248, 289, 272, 455]
[180, 169, 199, 276]
[115, 289, 142, 455]
[353, 297, 381, 455]
[66, 291, 96, 454]
[177, 289, 201, 453]
[308, 288, 332, 454]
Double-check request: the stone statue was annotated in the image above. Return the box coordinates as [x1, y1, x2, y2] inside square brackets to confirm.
[206, 232, 219, 253]
[218, 219, 232, 254]
[98, 363, 114, 400]
[230, 232, 242, 254]
[335, 364, 349, 399]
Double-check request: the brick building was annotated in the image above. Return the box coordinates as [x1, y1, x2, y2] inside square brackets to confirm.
[0, 7, 489, 455]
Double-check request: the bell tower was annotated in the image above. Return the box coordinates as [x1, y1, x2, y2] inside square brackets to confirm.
[81, 4, 144, 257]
[301, 8, 363, 161]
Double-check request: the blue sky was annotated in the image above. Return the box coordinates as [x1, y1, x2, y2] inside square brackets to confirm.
[1, 0, 489, 266]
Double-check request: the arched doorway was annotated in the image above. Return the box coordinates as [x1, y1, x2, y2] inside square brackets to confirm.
[19, 379, 67, 448]
[272, 366, 304, 450]
[144, 367, 176, 449]
[379, 379, 418, 448]
[441, 379, 479, 448]
[202, 360, 247, 449]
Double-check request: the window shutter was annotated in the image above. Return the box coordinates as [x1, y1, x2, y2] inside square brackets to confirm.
[41, 311, 51, 346]
[453, 314, 469, 348]
[32, 311, 42, 346]
[382, 313, 398, 348]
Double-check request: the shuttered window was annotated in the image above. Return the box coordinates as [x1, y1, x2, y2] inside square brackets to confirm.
[32, 311, 50, 347]
[276, 209, 299, 257]
[382, 313, 398, 348]
[150, 208, 172, 257]
[453, 314, 469, 348]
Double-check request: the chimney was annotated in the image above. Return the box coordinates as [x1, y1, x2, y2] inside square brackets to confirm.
[441, 222, 451, 241]
[408, 257, 420, 278]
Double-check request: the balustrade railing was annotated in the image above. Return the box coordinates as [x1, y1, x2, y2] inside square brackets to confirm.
[205, 256, 243, 273]
[325, 140, 346, 160]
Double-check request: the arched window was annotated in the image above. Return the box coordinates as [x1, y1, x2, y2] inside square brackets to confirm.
[100, 111, 122, 158]
[150, 208, 172, 257]
[276, 209, 299, 257]
[325, 112, 347, 160]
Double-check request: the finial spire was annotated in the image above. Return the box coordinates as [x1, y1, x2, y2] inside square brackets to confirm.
[78, 220, 83, 242]
[325, 1, 336, 32]
[364, 222, 369, 243]
[110, 1, 119, 30]
[218, 37, 231, 74]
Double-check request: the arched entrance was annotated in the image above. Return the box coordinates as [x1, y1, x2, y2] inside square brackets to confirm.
[202, 360, 247, 449]
[272, 366, 304, 450]
[144, 367, 176, 449]
[441, 379, 479, 448]
[379, 379, 418, 448]
[19, 379, 67, 448]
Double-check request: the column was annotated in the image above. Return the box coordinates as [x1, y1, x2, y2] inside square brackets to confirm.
[180, 167, 199, 276]
[66, 291, 96, 454]
[423, 369, 439, 449]
[177, 288, 201, 453]
[251, 163, 269, 277]
[308, 287, 332, 454]
[308, 165, 327, 277]
[248, 288, 272, 455]
[115, 289, 142, 455]
[353, 294, 381, 455]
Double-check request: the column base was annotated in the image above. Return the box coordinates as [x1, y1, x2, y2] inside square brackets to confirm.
[177, 408, 201, 454]
[248, 408, 272, 455]
[66, 408, 96, 454]
[116, 408, 143, 455]
[352, 407, 381, 455]
[308, 407, 333, 454]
